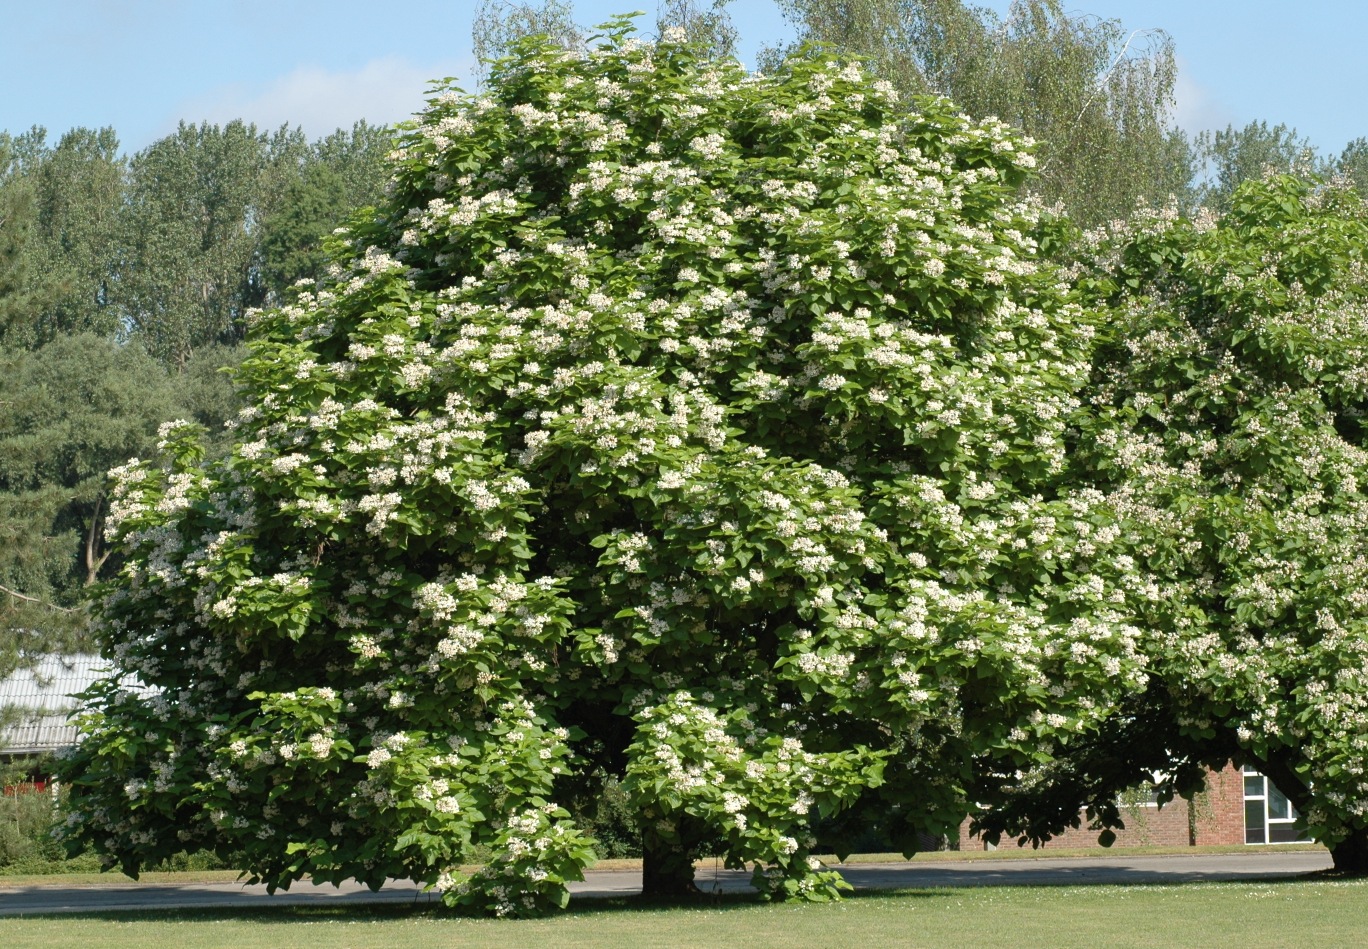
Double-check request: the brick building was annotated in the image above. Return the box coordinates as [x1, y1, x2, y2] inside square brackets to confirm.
[958, 763, 1310, 850]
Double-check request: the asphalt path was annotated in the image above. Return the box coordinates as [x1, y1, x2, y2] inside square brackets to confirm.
[0, 850, 1333, 916]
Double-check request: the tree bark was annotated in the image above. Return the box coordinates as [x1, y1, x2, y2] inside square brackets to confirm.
[1330, 827, 1368, 875]
[640, 819, 702, 899]
[84, 494, 108, 586]
[1250, 755, 1368, 875]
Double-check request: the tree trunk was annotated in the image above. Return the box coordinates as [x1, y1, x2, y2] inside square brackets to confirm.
[84, 494, 107, 586]
[1331, 827, 1368, 875]
[640, 820, 701, 899]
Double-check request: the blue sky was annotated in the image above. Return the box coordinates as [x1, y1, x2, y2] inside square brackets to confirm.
[2, 1, 1361, 157]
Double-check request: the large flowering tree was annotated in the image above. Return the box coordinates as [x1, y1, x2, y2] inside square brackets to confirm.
[58, 20, 1150, 914]
[976, 176, 1368, 873]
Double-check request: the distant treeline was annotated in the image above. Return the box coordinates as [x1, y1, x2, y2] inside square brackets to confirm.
[0, 120, 390, 671]
[0, 120, 390, 364]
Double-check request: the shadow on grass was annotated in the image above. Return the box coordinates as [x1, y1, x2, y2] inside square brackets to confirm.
[6, 864, 1349, 927]
[3, 885, 956, 926]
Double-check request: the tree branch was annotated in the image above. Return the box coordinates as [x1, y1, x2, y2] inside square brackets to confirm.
[0, 583, 77, 613]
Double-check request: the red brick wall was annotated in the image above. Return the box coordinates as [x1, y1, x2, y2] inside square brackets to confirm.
[1194, 763, 1246, 845]
[958, 763, 1247, 850]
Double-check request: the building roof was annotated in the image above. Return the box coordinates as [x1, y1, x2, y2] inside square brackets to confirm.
[0, 654, 107, 757]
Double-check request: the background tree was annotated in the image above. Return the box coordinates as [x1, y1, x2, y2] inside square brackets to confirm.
[258, 121, 392, 303]
[1332, 136, 1368, 195]
[0, 127, 123, 348]
[0, 147, 41, 344]
[0, 335, 191, 680]
[770, 0, 1192, 226]
[257, 161, 350, 299]
[978, 176, 1368, 874]
[656, 0, 738, 54]
[473, 0, 587, 86]
[312, 120, 393, 205]
[59, 24, 1150, 915]
[1191, 120, 1323, 212]
[473, 0, 739, 79]
[114, 121, 308, 368]
[25, 127, 124, 344]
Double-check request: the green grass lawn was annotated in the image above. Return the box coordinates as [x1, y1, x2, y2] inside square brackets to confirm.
[2, 877, 1365, 949]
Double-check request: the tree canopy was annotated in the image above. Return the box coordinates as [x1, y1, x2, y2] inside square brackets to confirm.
[975, 176, 1368, 873]
[0, 126, 123, 349]
[258, 121, 392, 303]
[116, 120, 308, 367]
[58, 23, 1154, 915]
[771, 0, 1191, 226]
[473, 0, 739, 82]
[1192, 121, 1323, 212]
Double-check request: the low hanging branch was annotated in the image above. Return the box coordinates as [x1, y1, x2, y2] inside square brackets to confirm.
[0, 583, 77, 613]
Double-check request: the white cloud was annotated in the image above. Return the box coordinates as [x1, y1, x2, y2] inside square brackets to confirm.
[1171, 55, 1236, 137]
[166, 55, 474, 139]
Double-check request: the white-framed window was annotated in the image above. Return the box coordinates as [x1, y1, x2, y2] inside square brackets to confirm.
[1242, 766, 1310, 844]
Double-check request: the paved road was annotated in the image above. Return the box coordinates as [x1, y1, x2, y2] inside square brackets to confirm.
[0, 850, 1332, 916]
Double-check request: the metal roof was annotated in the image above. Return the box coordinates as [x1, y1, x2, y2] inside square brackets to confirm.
[0, 654, 107, 756]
